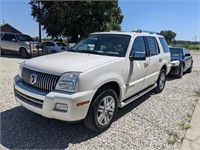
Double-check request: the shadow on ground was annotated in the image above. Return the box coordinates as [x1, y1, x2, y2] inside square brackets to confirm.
[1, 52, 24, 59]
[1, 92, 152, 149]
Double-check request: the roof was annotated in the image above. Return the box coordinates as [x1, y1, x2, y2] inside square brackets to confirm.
[0, 23, 21, 33]
[91, 31, 163, 37]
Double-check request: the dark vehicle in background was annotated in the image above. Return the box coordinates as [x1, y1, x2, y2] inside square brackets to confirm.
[169, 47, 193, 78]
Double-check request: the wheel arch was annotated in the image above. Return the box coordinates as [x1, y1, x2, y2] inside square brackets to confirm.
[92, 81, 121, 103]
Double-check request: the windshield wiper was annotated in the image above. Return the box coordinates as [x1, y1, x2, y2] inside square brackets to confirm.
[68, 49, 77, 52]
[80, 50, 102, 55]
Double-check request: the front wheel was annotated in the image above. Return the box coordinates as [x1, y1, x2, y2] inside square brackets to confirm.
[154, 69, 166, 93]
[177, 64, 184, 78]
[19, 48, 29, 58]
[83, 89, 118, 132]
[187, 62, 193, 73]
[0, 47, 4, 55]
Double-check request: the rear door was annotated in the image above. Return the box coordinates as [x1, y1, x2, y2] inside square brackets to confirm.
[143, 36, 162, 87]
[1, 34, 18, 51]
[183, 48, 192, 70]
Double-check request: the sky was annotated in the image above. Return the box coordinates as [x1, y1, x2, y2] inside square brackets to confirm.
[0, 0, 200, 41]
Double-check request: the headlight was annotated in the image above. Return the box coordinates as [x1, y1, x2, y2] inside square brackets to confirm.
[55, 72, 80, 92]
[18, 61, 25, 78]
[171, 61, 180, 66]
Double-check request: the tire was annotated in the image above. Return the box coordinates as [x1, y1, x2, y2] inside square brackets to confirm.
[187, 62, 193, 73]
[0, 47, 4, 55]
[154, 69, 166, 93]
[177, 64, 184, 78]
[83, 89, 118, 132]
[19, 48, 29, 58]
[52, 50, 57, 53]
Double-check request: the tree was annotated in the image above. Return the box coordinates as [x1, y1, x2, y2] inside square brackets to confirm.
[160, 30, 177, 44]
[30, 1, 123, 42]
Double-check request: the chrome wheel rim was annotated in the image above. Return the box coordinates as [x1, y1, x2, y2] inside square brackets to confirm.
[180, 65, 183, 76]
[97, 96, 115, 126]
[159, 72, 165, 90]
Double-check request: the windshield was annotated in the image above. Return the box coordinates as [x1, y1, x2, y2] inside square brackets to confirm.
[170, 48, 183, 58]
[56, 42, 67, 46]
[70, 34, 131, 57]
[16, 34, 34, 41]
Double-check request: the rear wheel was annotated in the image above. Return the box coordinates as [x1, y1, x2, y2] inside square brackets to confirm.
[52, 50, 57, 53]
[154, 69, 166, 93]
[187, 62, 193, 73]
[83, 89, 118, 132]
[19, 48, 29, 58]
[177, 64, 184, 78]
[0, 47, 4, 55]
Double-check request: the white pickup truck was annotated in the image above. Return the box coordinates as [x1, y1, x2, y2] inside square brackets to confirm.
[14, 31, 171, 132]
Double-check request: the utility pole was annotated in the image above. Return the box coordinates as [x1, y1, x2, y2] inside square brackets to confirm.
[38, 1, 41, 42]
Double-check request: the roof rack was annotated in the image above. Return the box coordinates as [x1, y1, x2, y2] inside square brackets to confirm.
[136, 29, 160, 35]
[109, 30, 123, 32]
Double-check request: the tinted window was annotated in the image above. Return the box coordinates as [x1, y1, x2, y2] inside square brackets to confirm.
[2, 34, 16, 41]
[159, 37, 169, 53]
[169, 48, 183, 58]
[16, 34, 34, 41]
[146, 37, 159, 56]
[56, 43, 67, 46]
[131, 36, 146, 57]
[46, 42, 55, 46]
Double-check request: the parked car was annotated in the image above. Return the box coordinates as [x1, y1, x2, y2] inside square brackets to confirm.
[14, 31, 171, 132]
[0, 32, 40, 58]
[43, 42, 69, 54]
[169, 47, 193, 78]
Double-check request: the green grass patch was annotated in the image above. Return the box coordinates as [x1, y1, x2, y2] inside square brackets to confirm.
[194, 90, 200, 97]
[167, 131, 180, 145]
[178, 122, 191, 130]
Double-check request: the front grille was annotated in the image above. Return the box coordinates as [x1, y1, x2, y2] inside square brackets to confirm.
[22, 67, 60, 92]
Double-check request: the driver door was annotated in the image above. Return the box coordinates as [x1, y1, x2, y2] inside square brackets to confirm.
[125, 36, 149, 98]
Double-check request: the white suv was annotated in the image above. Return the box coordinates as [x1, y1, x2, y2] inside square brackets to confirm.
[14, 31, 171, 132]
[0, 32, 40, 58]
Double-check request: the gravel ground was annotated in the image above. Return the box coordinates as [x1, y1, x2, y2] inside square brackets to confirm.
[1, 52, 200, 150]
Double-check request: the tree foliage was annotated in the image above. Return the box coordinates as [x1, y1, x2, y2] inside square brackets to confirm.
[30, 1, 123, 42]
[160, 30, 177, 44]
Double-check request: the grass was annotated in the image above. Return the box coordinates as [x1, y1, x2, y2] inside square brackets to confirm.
[194, 90, 200, 97]
[170, 43, 200, 50]
[167, 131, 180, 145]
[178, 122, 191, 130]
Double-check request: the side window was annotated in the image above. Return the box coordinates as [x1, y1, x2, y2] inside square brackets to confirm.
[146, 37, 159, 56]
[49, 42, 55, 46]
[131, 36, 146, 57]
[159, 37, 170, 53]
[185, 48, 190, 54]
[183, 48, 187, 56]
[1, 34, 16, 41]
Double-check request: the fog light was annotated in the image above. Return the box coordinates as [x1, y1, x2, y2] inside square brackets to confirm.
[55, 103, 68, 112]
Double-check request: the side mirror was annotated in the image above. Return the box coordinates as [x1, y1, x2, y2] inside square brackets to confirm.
[12, 38, 17, 42]
[185, 53, 190, 57]
[129, 51, 146, 61]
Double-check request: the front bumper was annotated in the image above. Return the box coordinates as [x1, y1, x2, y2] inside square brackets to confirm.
[169, 66, 180, 75]
[14, 75, 96, 121]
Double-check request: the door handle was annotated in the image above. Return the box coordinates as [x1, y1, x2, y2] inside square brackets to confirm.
[144, 61, 149, 67]
[159, 58, 162, 62]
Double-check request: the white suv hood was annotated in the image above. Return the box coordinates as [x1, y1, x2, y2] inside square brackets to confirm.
[24, 52, 118, 75]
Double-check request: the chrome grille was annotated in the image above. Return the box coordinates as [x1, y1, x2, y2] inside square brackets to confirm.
[21, 67, 60, 92]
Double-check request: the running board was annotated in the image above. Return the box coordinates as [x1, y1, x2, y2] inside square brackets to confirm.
[118, 83, 157, 108]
